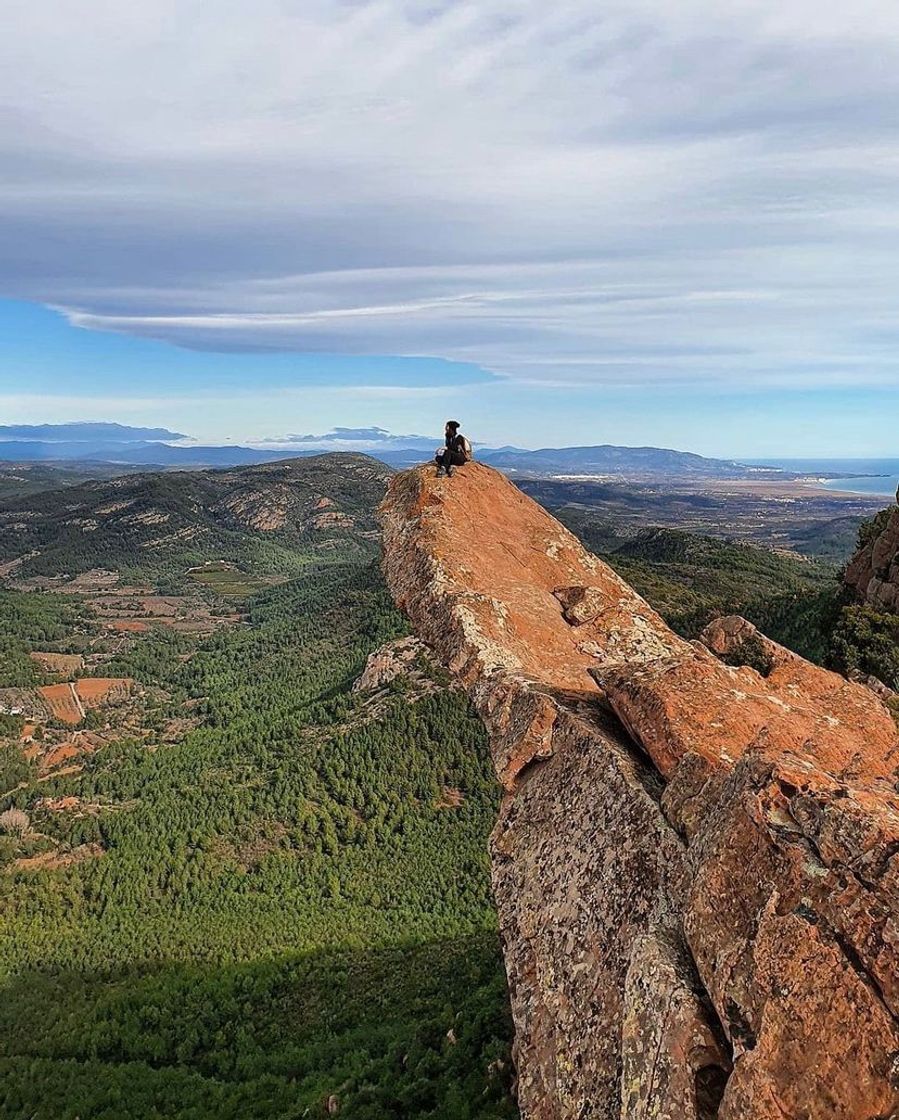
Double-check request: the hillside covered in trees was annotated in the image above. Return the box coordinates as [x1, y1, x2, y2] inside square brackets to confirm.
[0, 454, 390, 581]
[0, 458, 515, 1120]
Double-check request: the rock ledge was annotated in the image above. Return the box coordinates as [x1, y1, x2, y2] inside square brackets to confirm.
[380, 463, 899, 1120]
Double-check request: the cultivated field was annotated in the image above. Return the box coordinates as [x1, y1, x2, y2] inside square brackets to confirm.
[38, 684, 83, 725]
[29, 651, 84, 675]
[75, 677, 132, 707]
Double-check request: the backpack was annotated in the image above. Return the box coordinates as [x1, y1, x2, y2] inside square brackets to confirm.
[460, 436, 472, 462]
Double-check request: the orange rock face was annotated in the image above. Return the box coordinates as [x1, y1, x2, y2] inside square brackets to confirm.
[380, 463, 899, 1120]
[845, 492, 899, 611]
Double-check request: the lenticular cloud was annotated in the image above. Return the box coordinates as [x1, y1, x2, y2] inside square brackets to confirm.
[4, 0, 899, 390]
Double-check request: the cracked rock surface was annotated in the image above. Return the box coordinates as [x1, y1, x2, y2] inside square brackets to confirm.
[379, 463, 899, 1120]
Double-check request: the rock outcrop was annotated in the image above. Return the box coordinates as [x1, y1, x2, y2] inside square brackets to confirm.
[380, 463, 899, 1120]
[352, 635, 436, 692]
[845, 488, 899, 611]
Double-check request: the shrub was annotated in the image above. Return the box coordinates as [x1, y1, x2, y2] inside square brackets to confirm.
[0, 807, 29, 838]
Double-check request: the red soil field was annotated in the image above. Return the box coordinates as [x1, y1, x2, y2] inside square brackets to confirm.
[38, 684, 82, 724]
[75, 678, 132, 707]
[41, 742, 81, 769]
[107, 620, 149, 633]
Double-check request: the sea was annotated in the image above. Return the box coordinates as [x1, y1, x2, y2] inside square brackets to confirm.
[750, 458, 899, 499]
[820, 475, 899, 497]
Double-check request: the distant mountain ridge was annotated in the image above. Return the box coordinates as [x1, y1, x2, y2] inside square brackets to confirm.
[0, 422, 783, 478]
[0, 422, 186, 442]
[0, 440, 295, 466]
[476, 443, 768, 477]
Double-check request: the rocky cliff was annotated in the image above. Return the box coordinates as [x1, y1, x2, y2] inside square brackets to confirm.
[845, 487, 899, 611]
[380, 463, 899, 1120]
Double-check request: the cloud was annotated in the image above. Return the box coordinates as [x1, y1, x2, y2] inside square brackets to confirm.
[277, 427, 428, 443]
[261, 426, 438, 451]
[4, 1, 899, 389]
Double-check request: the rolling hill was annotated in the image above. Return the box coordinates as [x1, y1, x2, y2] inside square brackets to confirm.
[0, 454, 391, 579]
[0, 461, 145, 502]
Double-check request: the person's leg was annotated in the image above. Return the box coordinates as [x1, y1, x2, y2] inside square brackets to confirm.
[435, 449, 445, 475]
[446, 450, 465, 477]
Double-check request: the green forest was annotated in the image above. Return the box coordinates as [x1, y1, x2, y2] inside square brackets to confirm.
[0, 557, 516, 1120]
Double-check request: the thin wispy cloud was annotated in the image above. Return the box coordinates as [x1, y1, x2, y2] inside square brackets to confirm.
[4, 1, 899, 390]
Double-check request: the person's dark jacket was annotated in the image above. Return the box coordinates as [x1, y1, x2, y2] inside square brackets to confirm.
[443, 433, 470, 464]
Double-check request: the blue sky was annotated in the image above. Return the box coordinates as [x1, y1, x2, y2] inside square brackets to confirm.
[2, 1, 899, 456]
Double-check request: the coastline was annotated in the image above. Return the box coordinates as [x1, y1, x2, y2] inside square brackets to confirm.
[670, 478, 882, 499]
[816, 475, 899, 499]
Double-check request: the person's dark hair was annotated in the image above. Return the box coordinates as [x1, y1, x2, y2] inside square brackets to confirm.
[446, 420, 460, 430]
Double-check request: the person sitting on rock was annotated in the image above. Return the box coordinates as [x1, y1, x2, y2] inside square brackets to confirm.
[435, 420, 472, 477]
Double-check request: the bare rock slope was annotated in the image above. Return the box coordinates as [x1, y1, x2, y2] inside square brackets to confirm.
[844, 486, 899, 611]
[380, 463, 899, 1120]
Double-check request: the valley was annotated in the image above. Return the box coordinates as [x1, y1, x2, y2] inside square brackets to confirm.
[519, 475, 884, 562]
[0, 452, 895, 1119]
[0, 456, 514, 1120]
